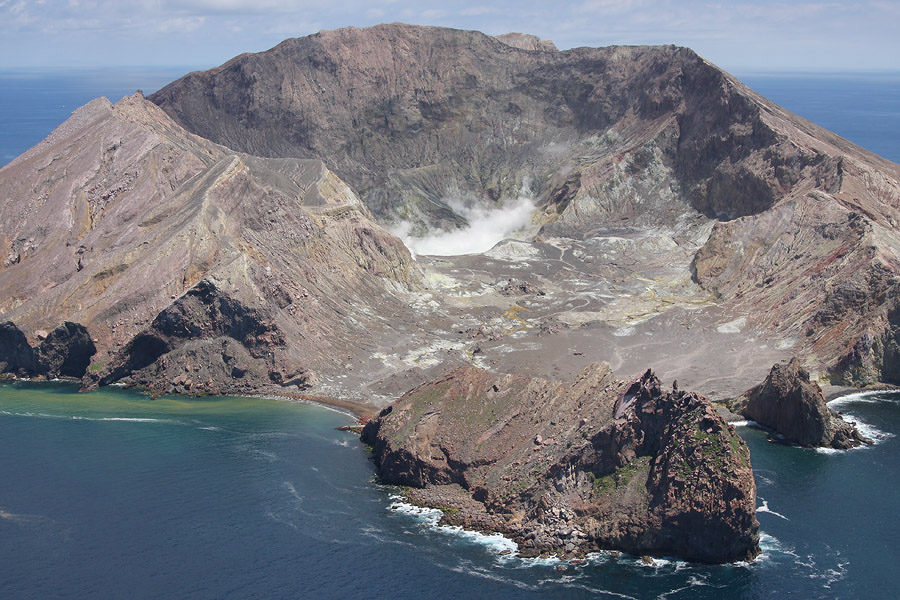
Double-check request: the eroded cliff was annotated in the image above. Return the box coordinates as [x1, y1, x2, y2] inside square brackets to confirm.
[362, 364, 759, 563]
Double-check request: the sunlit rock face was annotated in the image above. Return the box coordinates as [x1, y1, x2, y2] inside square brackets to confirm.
[150, 23, 900, 390]
[0, 93, 420, 399]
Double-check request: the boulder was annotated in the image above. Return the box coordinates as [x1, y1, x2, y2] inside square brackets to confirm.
[0, 321, 36, 376]
[35, 322, 96, 379]
[731, 358, 871, 449]
[0, 321, 96, 379]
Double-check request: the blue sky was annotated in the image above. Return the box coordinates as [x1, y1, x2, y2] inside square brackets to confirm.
[1, 0, 898, 72]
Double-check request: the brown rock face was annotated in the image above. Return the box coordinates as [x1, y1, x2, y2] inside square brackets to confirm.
[362, 364, 759, 563]
[0, 91, 419, 400]
[147, 23, 900, 387]
[731, 358, 871, 449]
[494, 33, 558, 52]
[148, 24, 835, 229]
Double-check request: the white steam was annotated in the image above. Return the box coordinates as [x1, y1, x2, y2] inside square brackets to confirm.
[392, 197, 536, 257]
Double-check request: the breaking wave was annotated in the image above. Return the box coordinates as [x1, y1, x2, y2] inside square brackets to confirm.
[0, 410, 178, 424]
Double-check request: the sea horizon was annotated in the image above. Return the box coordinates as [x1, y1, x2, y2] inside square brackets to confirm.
[2, 67, 898, 168]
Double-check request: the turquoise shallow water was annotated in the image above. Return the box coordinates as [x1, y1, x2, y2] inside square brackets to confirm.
[1, 382, 898, 599]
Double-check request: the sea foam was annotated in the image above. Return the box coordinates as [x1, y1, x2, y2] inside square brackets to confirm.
[387, 495, 518, 557]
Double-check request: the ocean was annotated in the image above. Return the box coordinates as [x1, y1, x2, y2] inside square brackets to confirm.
[1, 69, 900, 599]
[1, 382, 898, 599]
[0, 68, 193, 167]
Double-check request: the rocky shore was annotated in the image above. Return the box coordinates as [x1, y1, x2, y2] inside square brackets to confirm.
[730, 358, 872, 449]
[362, 363, 760, 563]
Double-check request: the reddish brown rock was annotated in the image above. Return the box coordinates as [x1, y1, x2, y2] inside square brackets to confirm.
[731, 358, 871, 449]
[362, 364, 759, 563]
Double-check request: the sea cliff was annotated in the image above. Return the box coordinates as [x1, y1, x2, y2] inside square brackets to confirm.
[363, 363, 759, 563]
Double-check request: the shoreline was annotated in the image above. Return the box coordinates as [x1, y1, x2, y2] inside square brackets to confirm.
[246, 391, 373, 421]
[5, 372, 897, 424]
[0, 374, 375, 422]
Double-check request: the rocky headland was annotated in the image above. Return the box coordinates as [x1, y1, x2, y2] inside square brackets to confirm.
[362, 364, 759, 563]
[0, 91, 419, 397]
[730, 358, 872, 449]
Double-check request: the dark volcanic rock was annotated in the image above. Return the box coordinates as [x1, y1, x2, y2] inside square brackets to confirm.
[497, 278, 545, 297]
[0, 321, 36, 376]
[362, 364, 759, 563]
[98, 280, 293, 395]
[1, 320, 96, 379]
[731, 358, 871, 449]
[34, 322, 96, 379]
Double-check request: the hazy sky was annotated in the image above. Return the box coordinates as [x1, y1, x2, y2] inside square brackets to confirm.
[1, 0, 898, 72]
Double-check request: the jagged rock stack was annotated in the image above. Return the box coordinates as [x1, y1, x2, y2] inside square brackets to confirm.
[730, 357, 872, 449]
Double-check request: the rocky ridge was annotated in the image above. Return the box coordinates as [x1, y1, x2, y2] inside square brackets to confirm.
[0, 91, 419, 396]
[730, 358, 872, 449]
[362, 364, 759, 563]
[149, 23, 900, 389]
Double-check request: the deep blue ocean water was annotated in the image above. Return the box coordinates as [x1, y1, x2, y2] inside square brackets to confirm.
[739, 72, 900, 164]
[1, 70, 900, 599]
[1, 382, 899, 599]
[0, 68, 193, 167]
